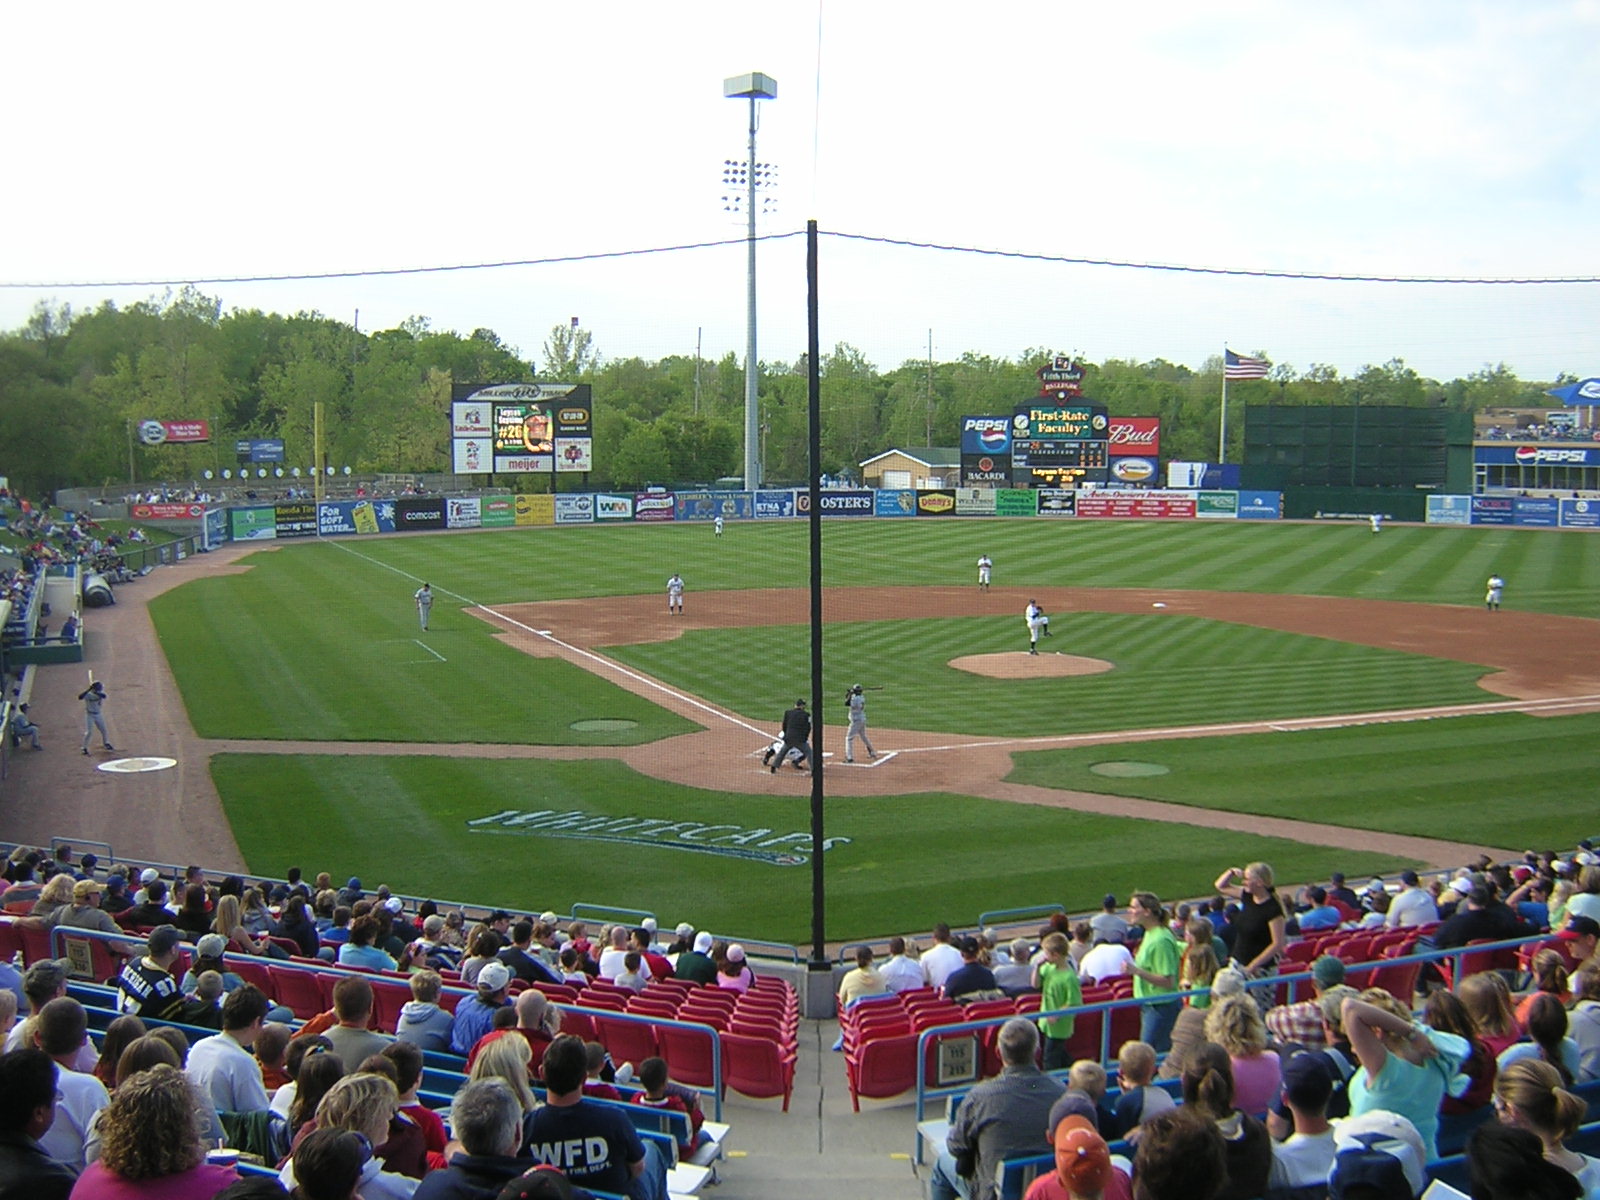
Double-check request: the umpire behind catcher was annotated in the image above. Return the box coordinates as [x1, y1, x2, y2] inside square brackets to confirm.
[772, 699, 811, 773]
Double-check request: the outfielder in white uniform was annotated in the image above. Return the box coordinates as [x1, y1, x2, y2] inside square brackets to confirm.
[414, 583, 433, 630]
[844, 684, 877, 763]
[977, 554, 992, 591]
[1369, 513, 1382, 534]
[1025, 601, 1050, 655]
[1485, 574, 1504, 611]
[714, 516, 724, 537]
[667, 573, 685, 615]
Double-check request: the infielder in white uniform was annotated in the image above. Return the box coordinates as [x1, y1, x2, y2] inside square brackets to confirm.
[79, 681, 113, 754]
[667, 573, 685, 614]
[414, 583, 433, 630]
[1025, 600, 1050, 655]
[843, 684, 877, 763]
[977, 554, 992, 591]
[1485, 574, 1505, 611]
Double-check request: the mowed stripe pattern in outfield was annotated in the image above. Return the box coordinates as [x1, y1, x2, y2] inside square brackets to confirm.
[314, 519, 1600, 616]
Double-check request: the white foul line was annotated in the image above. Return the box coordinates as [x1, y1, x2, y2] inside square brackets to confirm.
[413, 640, 445, 662]
[891, 692, 1600, 755]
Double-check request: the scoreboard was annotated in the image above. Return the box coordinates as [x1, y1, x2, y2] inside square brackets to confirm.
[1012, 439, 1108, 470]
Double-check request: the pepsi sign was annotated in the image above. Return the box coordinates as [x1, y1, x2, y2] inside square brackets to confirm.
[960, 416, 1012, 455]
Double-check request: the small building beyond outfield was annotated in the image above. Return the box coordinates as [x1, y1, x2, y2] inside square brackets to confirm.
[859, 448, 961, 490]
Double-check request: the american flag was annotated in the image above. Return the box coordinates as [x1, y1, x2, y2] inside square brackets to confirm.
[1224, 349, 1270, 379]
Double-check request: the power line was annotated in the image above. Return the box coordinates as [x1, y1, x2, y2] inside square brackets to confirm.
[4, 227, 1598, 291]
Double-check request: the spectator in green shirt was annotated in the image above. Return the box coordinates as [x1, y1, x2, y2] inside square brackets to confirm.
[1034, 932, 1083, 1071]
[1129, 892, 1183, 1054]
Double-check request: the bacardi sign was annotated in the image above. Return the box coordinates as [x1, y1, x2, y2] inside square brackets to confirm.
[1108, 416, 1160, 456]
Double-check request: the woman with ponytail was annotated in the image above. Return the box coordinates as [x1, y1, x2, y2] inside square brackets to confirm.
[1500, 992, 1581, 1084]
[1180, 1040, 1271, 1200]
[1493, 1057, 1600, 1197]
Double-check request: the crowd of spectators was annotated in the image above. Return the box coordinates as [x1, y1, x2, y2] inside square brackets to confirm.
[1477, 422, 1600, 442]
[4, 838, 1600, 1199]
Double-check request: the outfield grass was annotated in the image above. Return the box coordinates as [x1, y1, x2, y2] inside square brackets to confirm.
[330, 518, 1600, 615]
[212, 753, 1418, 942]
[607, 614, 1494, 737]
[1005, 711, 1600, 849]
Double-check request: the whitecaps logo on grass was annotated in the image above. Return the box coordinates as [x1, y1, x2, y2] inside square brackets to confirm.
[467, 809, 850, 866]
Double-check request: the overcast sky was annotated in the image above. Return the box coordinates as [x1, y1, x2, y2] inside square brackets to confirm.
[4, 1, 1598, 382]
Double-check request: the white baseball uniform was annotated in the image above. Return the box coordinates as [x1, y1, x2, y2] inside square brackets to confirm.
[977, 555, 992, 589]
[414, 585, 433, 629]
[667, 574, 684, 613]
[714, 516, 724, 536]
[1485, 575, 1504, 610]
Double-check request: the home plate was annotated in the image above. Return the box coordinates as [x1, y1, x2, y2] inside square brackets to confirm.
[98, 756, 177, 773]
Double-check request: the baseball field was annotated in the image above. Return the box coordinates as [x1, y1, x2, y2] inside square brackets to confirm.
[145, 517, 1600, 944]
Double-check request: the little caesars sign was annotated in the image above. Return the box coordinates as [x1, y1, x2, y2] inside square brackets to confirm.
[468, 809, 850, 866]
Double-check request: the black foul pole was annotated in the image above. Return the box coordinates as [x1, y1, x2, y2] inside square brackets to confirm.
[807, 220, 826, 969]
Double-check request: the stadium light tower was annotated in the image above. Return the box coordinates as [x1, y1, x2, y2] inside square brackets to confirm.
[724, 71, 776, 490]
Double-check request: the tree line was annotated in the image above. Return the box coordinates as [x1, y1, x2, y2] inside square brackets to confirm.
[0, 288, 1564, 498]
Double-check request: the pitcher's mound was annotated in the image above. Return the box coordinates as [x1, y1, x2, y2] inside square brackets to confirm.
[950, 652, 1114, 678]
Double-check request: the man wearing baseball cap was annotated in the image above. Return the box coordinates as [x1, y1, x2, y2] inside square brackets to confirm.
[1264, 1053, 1337, 1193]
[1265, 955, 1347, 1051]
[1022, 1114, 1124, 1200]
[114, 924, 186, 1021]
[1556, 914, 1599, 964]
[451, 960, 512, 1055]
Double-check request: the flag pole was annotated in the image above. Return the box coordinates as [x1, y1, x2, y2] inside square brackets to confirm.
[1218, 361, 1229, 464]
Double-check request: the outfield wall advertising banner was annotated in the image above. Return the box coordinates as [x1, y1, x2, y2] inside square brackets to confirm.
[1195, 491, 1239, 518]
[1236, 491, 1283, 519]
[1471, 496, 1515, 525]
[1515, 497, 1560, 527]
[555, 495, 595, 524]
[633, 492, 676, 522]
[230, 507, 277, 540]
[815, 490, 874, 516]
[1077, 492, 1197, 519]
[137, 418, 210, 445]
[674, 491, 753, 521]
[1108, 416, 1160, 457]
[915, 489, 957, 516]
[754, 490, 796, 519]
[235, 438, 286, 463]
[274, 501, 317, 538]
[1476, 445, 1600, 466]
[514, 494, 555, 526]
[594, 494, 634, 521]
[131, 502, 207, 520]
[396, 497, 446, 530]
[953, 488, 997, 515]
[1561, 498, 1600, 527]
[482, 497, 515, 527]
[959, 416, 1012, 455]
[317, 500, 396, 536]
[447, 497, 482, 529]
[874, 489, 915, 517]
[996, 489, 1038, 516]
[1426, 495, 1472, 525]
[1036, 488, 1076, 516]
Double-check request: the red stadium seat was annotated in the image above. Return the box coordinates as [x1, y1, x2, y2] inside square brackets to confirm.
[722, 1031, 796, 1110]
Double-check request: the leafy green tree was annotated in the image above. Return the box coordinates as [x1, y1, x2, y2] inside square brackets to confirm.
[610, 420, 671, 487]
[542, 322, 599, 379]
